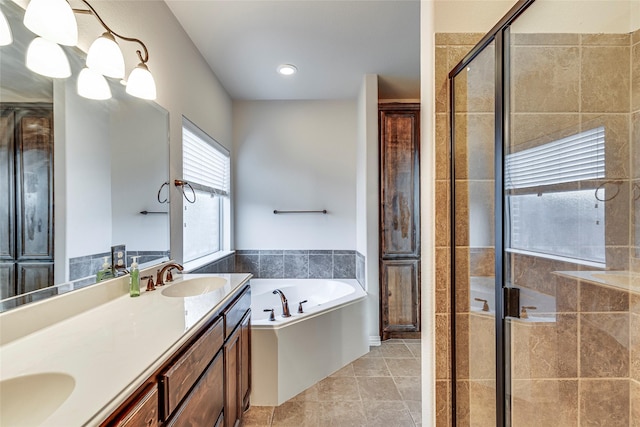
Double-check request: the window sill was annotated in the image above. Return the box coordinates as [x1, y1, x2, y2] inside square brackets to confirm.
[183, 250, 235, 273]
[505, 248, 605, 269]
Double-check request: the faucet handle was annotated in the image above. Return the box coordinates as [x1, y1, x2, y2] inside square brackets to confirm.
[166, 268, 175, 282]
[520, 306, 537, 319]
[474, 298, 489, 312]
[264, 308, 275, 321]
[297, 300, 308, 313]
[141, 275, 155, 292]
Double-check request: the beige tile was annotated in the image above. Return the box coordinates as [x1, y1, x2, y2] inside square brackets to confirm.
[634, 28, 640, 46]
[455, 314, 470, 379]
[453, 180, 469, 246]
[582, 46, 630, 113]
[435, 380, 450, 427]
[361, 345, 384, 358]
[632, 380, 640, 427]
[435, 314, 450, 379]
[436, 33, 484, 46]
[580, 313, 629, 378]
[435, 248, 450, 314]
[380, 342, 414, 358]
[633, 44, 640, 111]
[453, 44, 496, 114]
[435, 46, 449, 114]
[316, 377, 360, 401]
[468, 313, 496, 380]
[361, 401, 415, 427]
[454, 248, 470, 311]
[579, 282, 629, 312]
[633, 112, 640, 180]
[386, 358, 421, 377]
[511, 380, 578, 427]
[435, 113, 449, 180]
[404, 400, 421, 425]
[318, 401, 368, 427]
[448, 46, 475, 73]
[581, 33, 631, 46]
[512, 46, 580, 113]
[241, 406, 274, 427]
[556, 276, 578, 313]
[435, 180, 450, 248]
[394, 376, 421, 402]
[469, 247, 494, 277]
[357, 377, 402, 401]
[632, 312, 640, 381]
[352, 358, 390, 377]
[583, 114, 630, 180]
[510, 113, 580, 150]
[455, 113, 495, 180]
[406, 343, 421, 359]
[271, 401, 320, 427]
[455, 380, 496, 427]
[290, 384, 318, 402]
[579, 379, 630, 426]
[512, 33, 580, 46]
[329, 363, 355, 378]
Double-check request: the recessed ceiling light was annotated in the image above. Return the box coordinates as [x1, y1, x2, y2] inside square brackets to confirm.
[277, 64, 297, 76]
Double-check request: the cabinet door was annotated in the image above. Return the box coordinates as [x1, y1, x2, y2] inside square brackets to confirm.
[167, 350, 224, 427]
[380, 259, 420, 339]
[0, 263, 15, 299]
[17, 262, 53, 295]
[240, 311, 251, 412]
[224, 325, 241, 427]
[0, 110, 15, 262]
[115, 384, 159, 427]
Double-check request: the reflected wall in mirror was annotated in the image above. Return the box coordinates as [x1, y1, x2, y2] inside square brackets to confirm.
[0, 1, 170, 310]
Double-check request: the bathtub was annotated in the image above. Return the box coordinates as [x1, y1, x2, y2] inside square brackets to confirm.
[249, 279, 368, 406]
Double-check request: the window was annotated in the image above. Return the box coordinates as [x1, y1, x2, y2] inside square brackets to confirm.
[182, 117, 230, 263]
[506, 127, 606, 264]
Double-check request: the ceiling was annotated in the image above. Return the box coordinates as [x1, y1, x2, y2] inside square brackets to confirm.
[164, 0, 421, 101]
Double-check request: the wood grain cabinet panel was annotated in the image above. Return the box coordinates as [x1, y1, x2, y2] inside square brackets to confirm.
[166, 350, 224, 427]
[114, 385, 159, 427]
[225, 288, 251, 338]
[161, 317, 224, 415]
[379, 104, 421, 340]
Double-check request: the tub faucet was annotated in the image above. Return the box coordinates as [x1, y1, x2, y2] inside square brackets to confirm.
[272, 289, 291, 317]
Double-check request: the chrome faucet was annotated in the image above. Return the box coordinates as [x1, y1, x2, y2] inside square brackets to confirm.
[156, 262, 184, 286]
[272, 289, 291, 317]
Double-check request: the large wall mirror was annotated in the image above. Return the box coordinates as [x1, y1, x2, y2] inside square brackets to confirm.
[0, 1, 170, 311]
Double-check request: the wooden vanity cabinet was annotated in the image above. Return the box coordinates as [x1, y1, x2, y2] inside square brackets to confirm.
[102, 283, 251, 427]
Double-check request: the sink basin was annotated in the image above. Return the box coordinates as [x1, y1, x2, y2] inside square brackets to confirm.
[161, 277, 227, 297]
[592, 272, 640, 291]
[0, 373, 75, 426]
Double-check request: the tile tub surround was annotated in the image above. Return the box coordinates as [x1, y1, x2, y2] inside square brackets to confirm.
[190, 253, 236, 274]
[69, 250, 170, 281]
[241, 339, 422, 427]
[235, 250, 362, 282]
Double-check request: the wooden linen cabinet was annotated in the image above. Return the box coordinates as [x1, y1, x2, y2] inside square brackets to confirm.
[379, 103, 420, 340]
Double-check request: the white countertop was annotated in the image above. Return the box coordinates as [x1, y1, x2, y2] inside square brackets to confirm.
[0, 272, 251, 426]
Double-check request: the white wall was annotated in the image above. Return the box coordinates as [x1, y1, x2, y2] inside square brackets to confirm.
[356, 75, 381, 341]
[233, 100, 357, 249]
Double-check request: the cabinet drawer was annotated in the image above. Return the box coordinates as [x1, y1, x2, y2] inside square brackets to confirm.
[115, 384, 159, 427]
[166, 350, 224, 427]
[225, 286, 251, 338]
[162, 317, 224, 416]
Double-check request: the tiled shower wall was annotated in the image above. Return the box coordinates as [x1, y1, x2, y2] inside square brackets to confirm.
[435, 31, 639, 426]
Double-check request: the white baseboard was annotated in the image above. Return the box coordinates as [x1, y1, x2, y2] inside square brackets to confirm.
[369, 336, 381, 347]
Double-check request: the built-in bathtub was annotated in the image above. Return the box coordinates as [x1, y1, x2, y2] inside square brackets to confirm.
[250, 279, 368, 406]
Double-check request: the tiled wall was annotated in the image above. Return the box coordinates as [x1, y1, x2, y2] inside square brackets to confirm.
[436, 31, 638, 426]
[68, 250, 170, 281]
[189, 253, 236, 274]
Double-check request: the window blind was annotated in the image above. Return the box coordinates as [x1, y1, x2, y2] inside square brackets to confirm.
[505, 126, 605, 189]
[182, 118, 230, 197]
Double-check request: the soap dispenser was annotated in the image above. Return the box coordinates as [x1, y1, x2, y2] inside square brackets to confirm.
[96, 257, 114, 283]
[129, 256, 141, 297]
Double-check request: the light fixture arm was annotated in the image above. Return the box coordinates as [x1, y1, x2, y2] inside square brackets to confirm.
[73, 0, 149, 64]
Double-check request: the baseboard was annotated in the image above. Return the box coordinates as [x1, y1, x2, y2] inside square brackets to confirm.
[369, 336, 381, 347]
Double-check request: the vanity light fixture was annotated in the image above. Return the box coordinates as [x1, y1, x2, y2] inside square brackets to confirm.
[26, 37, 71, 78]
[0, 8, 12, 46]
[77, 67, 112, 100]
[277, 64, 297, 76]
[22, 0, 157, 100]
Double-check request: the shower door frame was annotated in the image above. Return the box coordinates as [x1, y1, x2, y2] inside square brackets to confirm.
[448, 0, 536, 425]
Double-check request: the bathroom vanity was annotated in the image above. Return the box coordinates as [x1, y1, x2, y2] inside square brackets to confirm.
[0, 271, 252, 427]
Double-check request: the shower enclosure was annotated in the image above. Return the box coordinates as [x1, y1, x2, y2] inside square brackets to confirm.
[447, 0, 639, 425]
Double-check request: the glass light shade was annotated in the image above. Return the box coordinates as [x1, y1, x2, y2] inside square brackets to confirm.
[26, 37, 71, 78]
[0, 9, 12, 46]
[126, 63, 156, 100]
[23, 0, 78, 46]
[86, 33, 125, 79]
[77, 68, 112, 100]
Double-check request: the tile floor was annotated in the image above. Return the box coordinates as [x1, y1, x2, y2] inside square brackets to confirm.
[241, 339, 422, 427]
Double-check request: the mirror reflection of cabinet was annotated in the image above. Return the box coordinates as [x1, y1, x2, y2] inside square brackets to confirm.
[0, 105, 54, 299]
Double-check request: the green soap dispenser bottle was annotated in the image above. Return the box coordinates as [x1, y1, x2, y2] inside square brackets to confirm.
[129, 256, 141, 297]
[96, 257, 113, 283]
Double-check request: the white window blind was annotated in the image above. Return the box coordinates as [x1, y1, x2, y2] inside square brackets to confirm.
[182, 118, 230, 197]
[505, 127, 605, 189]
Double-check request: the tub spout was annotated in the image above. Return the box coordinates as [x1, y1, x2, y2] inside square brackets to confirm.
[273, 289, 291, 318]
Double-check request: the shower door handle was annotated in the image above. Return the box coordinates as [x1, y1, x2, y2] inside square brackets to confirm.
[503, 287, 520, 318]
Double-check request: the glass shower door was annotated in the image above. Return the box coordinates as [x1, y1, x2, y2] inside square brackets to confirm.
[452, 40, 497, 427]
